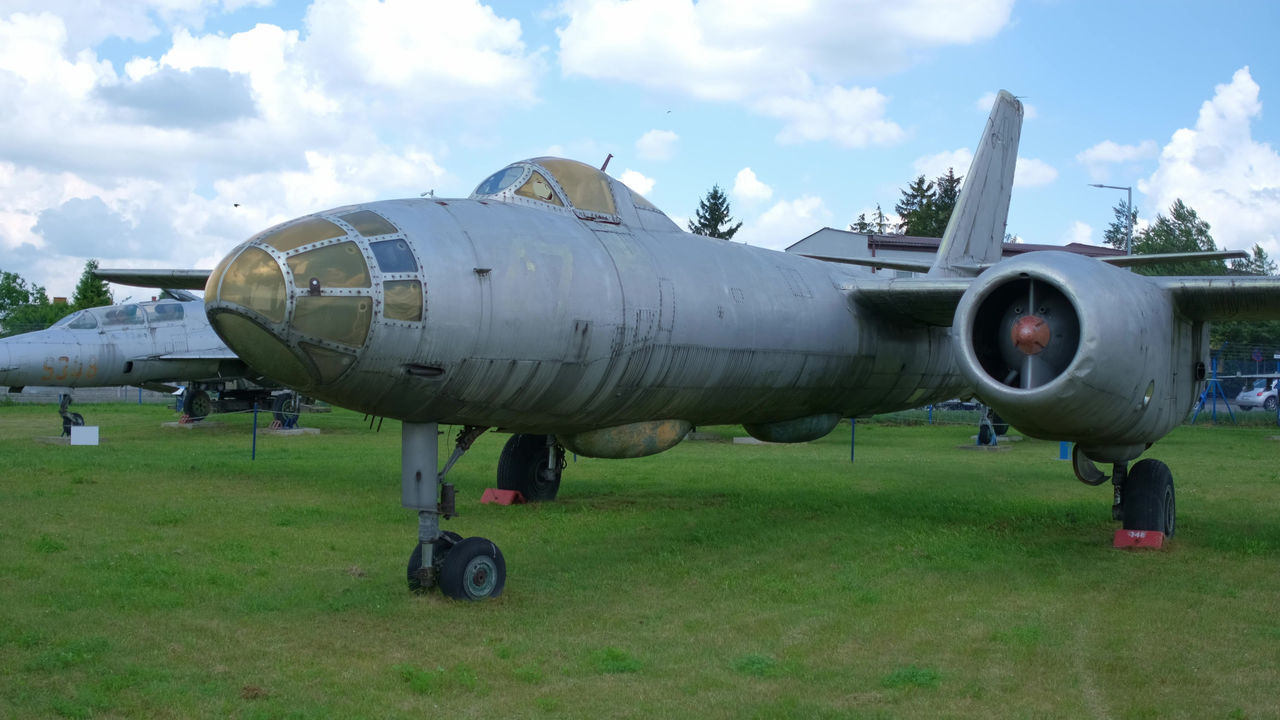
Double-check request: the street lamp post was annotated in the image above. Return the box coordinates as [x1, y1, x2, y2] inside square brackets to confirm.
[1089, 183, 1133, 255]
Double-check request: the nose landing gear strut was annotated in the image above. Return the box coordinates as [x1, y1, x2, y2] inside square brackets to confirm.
[403, 423, 506, 600]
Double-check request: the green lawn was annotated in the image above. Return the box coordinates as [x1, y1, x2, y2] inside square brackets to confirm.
[1, 403, 1278, 719]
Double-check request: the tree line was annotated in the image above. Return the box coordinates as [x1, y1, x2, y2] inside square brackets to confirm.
[0, 260, 113, 338]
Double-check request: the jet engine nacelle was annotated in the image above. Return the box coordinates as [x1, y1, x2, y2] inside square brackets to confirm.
[952, 252, 1206, 463]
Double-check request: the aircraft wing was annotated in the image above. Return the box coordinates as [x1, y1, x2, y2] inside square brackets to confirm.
[850, 274, 1280, 327]
[96, 268, 212, 290]
[847, 278, 973, 326]
[1102, 250, 1248, 268]
[1158, 276, 1280, 321]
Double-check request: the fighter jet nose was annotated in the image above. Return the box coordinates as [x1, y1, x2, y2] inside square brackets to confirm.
[206, 214, 376, 390]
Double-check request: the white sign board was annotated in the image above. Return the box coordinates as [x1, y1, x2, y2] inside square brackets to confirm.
[69, 426, 99, 446]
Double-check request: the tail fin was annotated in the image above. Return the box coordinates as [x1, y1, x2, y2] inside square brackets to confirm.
[927, 90, 1023, 278]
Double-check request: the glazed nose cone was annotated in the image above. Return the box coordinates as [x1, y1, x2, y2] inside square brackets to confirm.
[204, 215, 374, 390]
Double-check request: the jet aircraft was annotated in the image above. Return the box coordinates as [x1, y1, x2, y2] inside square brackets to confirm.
[0, 294, 298, 423]
[100, 91, 1280, 600]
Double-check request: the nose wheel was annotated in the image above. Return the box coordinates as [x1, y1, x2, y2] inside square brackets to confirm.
[402, 422, 507, 600]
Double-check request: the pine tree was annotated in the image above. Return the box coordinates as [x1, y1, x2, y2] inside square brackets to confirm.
[894, 175, 935, 235]
[1103, 200, 1138, 251]
[849, 204, 890, 234]
[71, 259, 113, 310]
[688, 185, 743, 240]
[928, 169, 963, 237]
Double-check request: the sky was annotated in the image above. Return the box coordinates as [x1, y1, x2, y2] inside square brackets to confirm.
[1, 0, 1278, 299]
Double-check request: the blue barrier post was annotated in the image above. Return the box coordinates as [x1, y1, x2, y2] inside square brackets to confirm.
[1059, 441, 1070, 460]
[252, 403, 259, 460]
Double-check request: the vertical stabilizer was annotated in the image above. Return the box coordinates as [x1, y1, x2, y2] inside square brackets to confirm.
[927, 90, 1023, 278]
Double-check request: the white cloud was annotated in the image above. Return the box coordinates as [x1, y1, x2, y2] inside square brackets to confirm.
[732, 168, 772, 203]
[300, 0, 540, 108]
[636, 129, 678, 161]
[557, 0, 1011, 147]
[0, 2, 539, 295]
[1063, 221, 1093, 246]
[618, 169, 655, 196]
[1014, 158, 1057, 188]
[1076, 139, 1158, 182]
[755, 85, 904, 148]
[913, 149, 972, 181]
[0, 1, 247, 50]
[1139, 67, 1280, 257]
[736, 195, 831, 251]
[976, 91, 1036, 119]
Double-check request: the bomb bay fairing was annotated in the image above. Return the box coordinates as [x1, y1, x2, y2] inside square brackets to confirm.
[101, 91, 1280, 599]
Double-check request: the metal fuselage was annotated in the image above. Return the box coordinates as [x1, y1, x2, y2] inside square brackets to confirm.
[0, 300, 241, 389]
[205, 187, 967, 434]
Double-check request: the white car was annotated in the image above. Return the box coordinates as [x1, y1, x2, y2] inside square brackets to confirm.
[1235, 377, 1279, 412]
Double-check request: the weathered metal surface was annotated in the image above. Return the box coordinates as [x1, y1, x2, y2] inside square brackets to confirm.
[558, 419, 692, 459]
[743, 413, 841, 444]
[0, 299, 245, 389]
[194, 89, 1280, 468]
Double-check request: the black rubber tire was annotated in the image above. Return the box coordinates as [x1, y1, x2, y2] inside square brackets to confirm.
[183, 389, 212, 420]
[439, 537, 506, 600]
[271, 392, 300, 426]
[1264, 396, 1278, 413]
[987, 409, 1010, 436]
[496, 434, 562, 501]
[1121, 458, 1176, 538]
[405, 531, 464, 593]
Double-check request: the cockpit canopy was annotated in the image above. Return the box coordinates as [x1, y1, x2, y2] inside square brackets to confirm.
[470, 157, 677, 231]
[51, 300, 188, 331]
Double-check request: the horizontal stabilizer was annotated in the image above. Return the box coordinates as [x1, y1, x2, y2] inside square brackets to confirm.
[1102, 250, 1247, 268]
[797, 253, 935, 274]
[96, 268, 212, 290]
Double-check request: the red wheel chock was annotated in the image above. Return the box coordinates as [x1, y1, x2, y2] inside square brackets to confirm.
[1113, 529, 1165, 549]
[480, 488, 526, 505]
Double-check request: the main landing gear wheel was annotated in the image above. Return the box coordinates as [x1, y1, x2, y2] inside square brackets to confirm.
[497, 434, 565, 501]
[183, 389, 212, 420]
[406, 531, 463, 592]
[439, 537, 506, 600]
[1121, 459, 1176, 538]
[272, 392, 300, 427]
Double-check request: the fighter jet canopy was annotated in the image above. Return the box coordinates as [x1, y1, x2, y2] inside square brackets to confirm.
[470, 157, 679, 232]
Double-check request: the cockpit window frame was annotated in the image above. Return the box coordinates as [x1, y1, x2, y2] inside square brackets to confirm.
[536, 158, 619, 217]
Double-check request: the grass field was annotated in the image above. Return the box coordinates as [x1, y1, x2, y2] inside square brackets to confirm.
[1, 402, 1278, 719]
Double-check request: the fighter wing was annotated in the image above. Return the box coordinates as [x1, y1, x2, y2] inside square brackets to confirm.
[847, 278, 973, 326]
[133, 348, 242, 361]
[1157, 275, 1280, 321]
[95, 268, 212, 290]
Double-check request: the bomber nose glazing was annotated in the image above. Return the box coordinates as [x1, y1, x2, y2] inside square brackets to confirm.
[205, 210, 406, 389]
